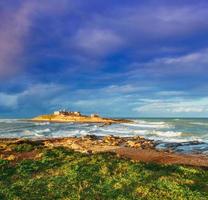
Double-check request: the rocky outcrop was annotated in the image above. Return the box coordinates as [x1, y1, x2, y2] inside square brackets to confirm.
[102, 135, 155, 149]
[1, 136, 208, 167]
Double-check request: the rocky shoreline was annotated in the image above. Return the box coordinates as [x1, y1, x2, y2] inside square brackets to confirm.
[1, 135, 208, 168]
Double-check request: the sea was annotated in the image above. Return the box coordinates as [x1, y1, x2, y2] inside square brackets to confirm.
[0, 118, 208, 154]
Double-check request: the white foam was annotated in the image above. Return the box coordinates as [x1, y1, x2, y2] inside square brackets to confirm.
[133, 120, 166, 125]
[189, 122, 208, 126]
[99, 128, 127, 134]
[36, 128, 51, 133]
[34, 133, 45, 137]
[151, 130, 182, 137]
[50, 129, 90, 137]
[24, 128, 51, 135]
[149, 136, 203, 143]
[0, 119, 19, 123]
[34, 122, 50, 126]
[124, 120, 172, 129]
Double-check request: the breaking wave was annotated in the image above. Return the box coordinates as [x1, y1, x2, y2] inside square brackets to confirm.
[189, 122, 208, 126]
[34, 122, 50, 126]
[125, 120, 172, 129]
[150, 130, 182, 137]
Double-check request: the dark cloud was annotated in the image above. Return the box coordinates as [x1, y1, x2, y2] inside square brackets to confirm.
[0, 0, 208, 117]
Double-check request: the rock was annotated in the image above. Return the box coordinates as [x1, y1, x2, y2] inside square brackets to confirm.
[141, 141, 155, 149]
[126, 141, 141, 148]
[148, 143, 155, 148]
[6, 155, 16, 161]
[165, 149, 173, 153]
[133, 136, 143, 141]
[102, 135, 123, 146]
[103, 135, 115, 143]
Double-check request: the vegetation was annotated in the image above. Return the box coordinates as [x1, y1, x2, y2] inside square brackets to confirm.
[0, 142, 207, 200]
[11, 143, 35, 152]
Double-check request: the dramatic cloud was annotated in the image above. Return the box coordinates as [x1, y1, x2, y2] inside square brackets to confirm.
[0, 0, 76, 79]
[127, 48, 208, 83]
[0, 2, 34, 78]
[0, 0, 208, 117]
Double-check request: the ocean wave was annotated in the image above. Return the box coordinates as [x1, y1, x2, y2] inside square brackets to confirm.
[0, 118, 207, 147]
[24, 128, 51, 135]
[189, 122, 208, 126]
[51, 129, 90, 137]
[99, 127, 128, 134]
[150, 130, 182, 137]
[34, 122, 50, 126]
[175, 143, 208, 153]
[0, 119, 19, 123]
[124, 122, 171, 129]
[152, 136, 203, 143]
[36, 128, 51, 133]
[133, 120, 166, 124]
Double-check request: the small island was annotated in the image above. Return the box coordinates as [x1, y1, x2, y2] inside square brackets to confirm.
[31, 110, 132, 124]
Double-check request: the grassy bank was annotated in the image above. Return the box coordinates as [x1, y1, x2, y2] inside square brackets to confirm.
[0, 142, 208, 200]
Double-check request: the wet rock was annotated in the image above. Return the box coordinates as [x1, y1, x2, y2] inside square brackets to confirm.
[141, 141, 155, 149]
[165, 149, 173, 153]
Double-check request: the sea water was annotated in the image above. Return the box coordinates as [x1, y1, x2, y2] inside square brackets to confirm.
[0, 118, 208, 154]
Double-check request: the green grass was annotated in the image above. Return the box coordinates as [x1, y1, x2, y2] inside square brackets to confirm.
[11, 143, 35, 152]
[0, 145, 208, 200]
[9, 140, 43, 152]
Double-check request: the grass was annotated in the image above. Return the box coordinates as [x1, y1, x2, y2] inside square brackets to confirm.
[0, 142, 208, 200]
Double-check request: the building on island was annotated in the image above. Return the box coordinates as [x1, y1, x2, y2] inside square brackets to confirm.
[74, 111, 81, 116]
[91, 113, 99, 118]
[54, 111, 61, 115]
[54, 110, 81, 116]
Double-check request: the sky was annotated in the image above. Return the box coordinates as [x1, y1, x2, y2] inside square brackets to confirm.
[0, 0, 208, 118]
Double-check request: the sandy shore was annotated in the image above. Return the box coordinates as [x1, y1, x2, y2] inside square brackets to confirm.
[1, 135, 208, 168]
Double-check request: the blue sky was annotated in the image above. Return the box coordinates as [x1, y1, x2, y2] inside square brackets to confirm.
[0, 0, 208, 118]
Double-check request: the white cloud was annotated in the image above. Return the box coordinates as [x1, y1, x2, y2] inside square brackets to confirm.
[134, 97, 208, 114]
[156, 91, 186, 96]
[20, 83, 65, 98]
[172, 107, 204, 113]
[102, 84, 150, 94]
[72, 28, 123, 56]
[160, 49, 208, 64]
